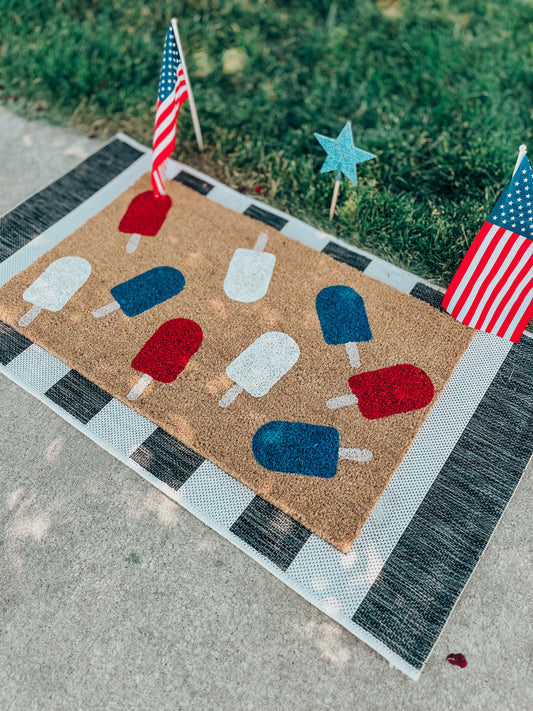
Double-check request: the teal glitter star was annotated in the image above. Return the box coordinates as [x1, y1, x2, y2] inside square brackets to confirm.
[314, 121, 375, 185]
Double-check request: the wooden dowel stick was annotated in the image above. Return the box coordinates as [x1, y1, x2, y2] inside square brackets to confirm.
[329, 170, 342, 220]
[172, 18, 204, 152]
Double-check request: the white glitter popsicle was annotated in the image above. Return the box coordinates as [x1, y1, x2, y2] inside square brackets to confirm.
[223, 233, 276, 303]
[219, 331, 300, 407]
[18, 256, 92, 327]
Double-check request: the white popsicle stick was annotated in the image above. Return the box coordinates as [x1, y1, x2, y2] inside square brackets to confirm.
[127, 373, 153, 401]
[326, 393, 358, 410]
[92, 300, 121, 318]
[345, 341, 361, 368]
[18, 304, 42, 327]
[253, 233, 268, 252]
[338, 447, 373, 462]
[219, 383, 244, 408]
[125, 233, 141, 253]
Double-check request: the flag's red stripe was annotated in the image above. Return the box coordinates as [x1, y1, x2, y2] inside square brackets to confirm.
[150, 47, 190, 197]
[153, 113, 178, 164]
[461, 229, 516, 326]
[486, 254, 533, 333]
[152, 85, 187, 159]
[497, 265, 533, 340]
[151, 167, 166, 197]
[152, 123, 177, 196]
[153, 101, 178, 142]
[154, 98, 177, 130]
[152, 102, 179, 181]
[472, 237, 531, 330]
[510, 288, 533, 342]
[442, 221, 492, 310]
[449, 225, 503, 318]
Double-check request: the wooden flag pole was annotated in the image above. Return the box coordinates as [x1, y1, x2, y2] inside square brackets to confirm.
[171, 18, 204, 152]
[512, 144, 527, 177]
[329, 169, 342, 220]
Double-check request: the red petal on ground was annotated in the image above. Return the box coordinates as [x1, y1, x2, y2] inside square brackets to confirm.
[446, 653, 467, 668]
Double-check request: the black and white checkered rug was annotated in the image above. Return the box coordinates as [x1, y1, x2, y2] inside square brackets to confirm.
[1, 134, 531, 678]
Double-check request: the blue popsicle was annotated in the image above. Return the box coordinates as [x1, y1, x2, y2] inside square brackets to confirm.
[316, 285, 372, 368]
[252, 421, 372, 479]
[93, 266, 185, 318]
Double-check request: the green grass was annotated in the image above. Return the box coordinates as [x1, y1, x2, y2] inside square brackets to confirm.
[1, 0, 532, 285]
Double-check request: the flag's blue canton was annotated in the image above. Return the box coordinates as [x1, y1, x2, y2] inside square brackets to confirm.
[158, 27, 181, 103]
[488, 154, 533, 241]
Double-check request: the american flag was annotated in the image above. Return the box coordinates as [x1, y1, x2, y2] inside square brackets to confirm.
[151, 25, 189, 197]
[443, 154, 533, 343]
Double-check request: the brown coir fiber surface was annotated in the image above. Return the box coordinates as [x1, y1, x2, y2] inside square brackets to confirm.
[0, 175, 473, 552]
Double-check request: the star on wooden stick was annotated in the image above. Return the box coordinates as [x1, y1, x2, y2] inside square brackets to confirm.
[314, 121, 375, 219]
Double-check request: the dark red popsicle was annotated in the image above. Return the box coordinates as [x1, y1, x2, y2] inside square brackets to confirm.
[348, 364, 434, 419]
[119, 191, 172, 253]
[127, 318, 203, 400]
[132, 318, 203, 382]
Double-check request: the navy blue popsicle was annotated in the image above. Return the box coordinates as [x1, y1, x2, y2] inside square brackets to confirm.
[92, 266, 185, 318]
[252, 421, 372, 479]
[316, 285, 372, 368]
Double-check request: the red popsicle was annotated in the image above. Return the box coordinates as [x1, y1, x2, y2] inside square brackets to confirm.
[119, 191, 172, 254]
[127, 318, 203, 401]
[326, 364, 434, 419]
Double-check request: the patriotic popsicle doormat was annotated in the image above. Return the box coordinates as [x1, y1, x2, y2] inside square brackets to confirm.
[0, 174, 472, 552]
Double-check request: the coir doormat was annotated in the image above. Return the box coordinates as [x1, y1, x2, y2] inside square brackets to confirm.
[0, 171, 471, 552]
[1, 134, 531, 678]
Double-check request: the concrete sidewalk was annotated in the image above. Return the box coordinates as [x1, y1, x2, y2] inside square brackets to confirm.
[1, 106, 531, 711]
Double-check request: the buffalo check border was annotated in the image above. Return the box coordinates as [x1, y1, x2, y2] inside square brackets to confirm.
[1, 134, 531, 679]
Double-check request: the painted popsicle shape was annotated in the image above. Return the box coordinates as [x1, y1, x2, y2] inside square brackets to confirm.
[127, 318, 203, 401]
[252, 421, 372, 479]
[118, 191, 172, 253]
[18, 256, 91, 327]
[92, 266, 185, 318]
[316, 285, 372, 368]
[219, 331, 300, 407]
[326, 364, 434, 419]
[223, 233, 276, 303]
